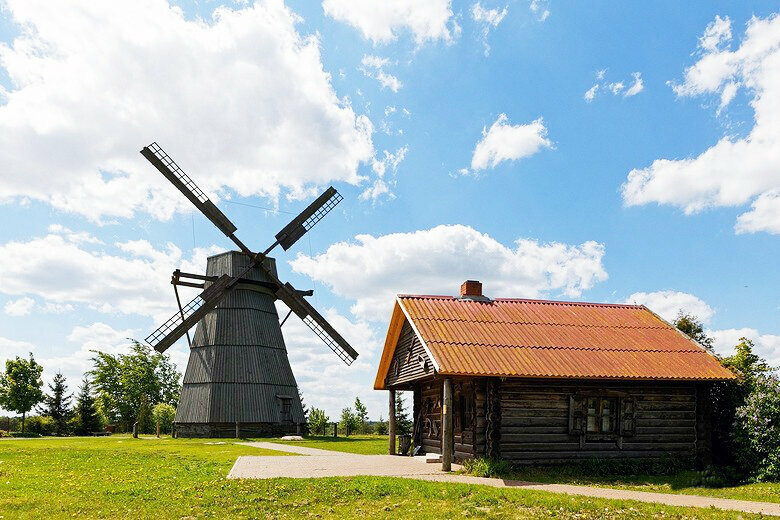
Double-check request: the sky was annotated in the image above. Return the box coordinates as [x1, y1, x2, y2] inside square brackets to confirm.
[0, 0, 778, 420]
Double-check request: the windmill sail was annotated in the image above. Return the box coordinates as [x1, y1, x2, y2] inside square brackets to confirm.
[145, 274, 235, 353]
[141, 143, 238, 239]
[274, 282, 359, 365]
[273, 187, 343, 251]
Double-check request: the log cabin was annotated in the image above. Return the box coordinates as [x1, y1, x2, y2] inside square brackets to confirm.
[374, 281, 735, 471]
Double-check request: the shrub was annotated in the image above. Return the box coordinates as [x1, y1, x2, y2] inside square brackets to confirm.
[9, 431, 42, 438]
[152, 403, 176, 434]
[462, 457, 512, 478]
[734, 374, 780, 481]
[25, 415, 55, 436]
[374, 416, 388, 435]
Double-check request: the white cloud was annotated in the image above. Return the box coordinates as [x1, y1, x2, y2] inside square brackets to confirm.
[623, 14, 780, 235]
[277, 301, 383, 418]
[0, 336, 36, 358]
[471, 2, 508, 56]
[322, 0, 456, 45]
[0, 232, 221, 322]
[0, 0, 377, 222]
[529, 0, 550, 22]
[710, 328, 780, 368]
[468, 114, 551, 172]
[584, 84, 599, 102]
[624, 72, 644, 97]
[699, 15, 732, 53]
[3, 297, 35, 317]
[624, 290, 714, 324]
[290, 224, 607, 321]
[585, 70, 643, 101]
[360, 55, 402, 92]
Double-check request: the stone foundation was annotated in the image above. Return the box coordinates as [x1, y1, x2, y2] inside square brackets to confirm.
[175, 422, 299, 438]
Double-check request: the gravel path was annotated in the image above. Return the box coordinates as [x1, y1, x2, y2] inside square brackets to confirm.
[230, 442, 780, 516]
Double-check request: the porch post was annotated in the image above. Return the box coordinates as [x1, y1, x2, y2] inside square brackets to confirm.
[388, 388, 397, 455]
[442, 378, 453, 471]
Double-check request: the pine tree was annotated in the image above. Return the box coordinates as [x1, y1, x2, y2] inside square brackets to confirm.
[297, 387, 309, 434]
[395, 392, 412, 435]
[354, 397, 368, 434]
[75, 377, 102, 435]
[38, 372, 72, 436]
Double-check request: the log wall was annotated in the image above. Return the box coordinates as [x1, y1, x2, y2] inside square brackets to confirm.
[498, 379, 699, 464]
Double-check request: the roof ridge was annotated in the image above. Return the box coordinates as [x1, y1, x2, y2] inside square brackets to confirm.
[413, 317, 667, 329]
[426, 341, 706, 353]
[398, 294, 645, 309]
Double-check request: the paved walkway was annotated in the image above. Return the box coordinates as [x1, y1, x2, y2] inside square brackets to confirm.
[230, 442, 780, 517]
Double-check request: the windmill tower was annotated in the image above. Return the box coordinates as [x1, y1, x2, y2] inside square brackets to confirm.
[140, 143, 358, 437]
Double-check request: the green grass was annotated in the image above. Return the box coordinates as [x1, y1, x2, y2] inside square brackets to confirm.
[0, 436, 767, 518]
[469, 463, 780, 505]
[267, 434, 388, 454]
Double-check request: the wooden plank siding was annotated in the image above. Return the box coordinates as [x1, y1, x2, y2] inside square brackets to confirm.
[498, 379, 699, 464]
[384, 320, 434, 388]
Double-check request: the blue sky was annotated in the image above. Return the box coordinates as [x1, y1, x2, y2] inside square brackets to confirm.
[0, 0, 778, 419]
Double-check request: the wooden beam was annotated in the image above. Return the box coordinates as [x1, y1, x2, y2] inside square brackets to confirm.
[388, 389, 396, 455]
[442, 378, 453, 471]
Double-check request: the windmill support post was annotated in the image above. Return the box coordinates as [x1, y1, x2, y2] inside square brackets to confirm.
[442, 378, 453, 472]
[235, 421, 240, 439]
[388, 388, 396, 455]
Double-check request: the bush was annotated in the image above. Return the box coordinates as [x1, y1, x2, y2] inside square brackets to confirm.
[734, 374, 780, 481]
[9, 431, 42, 438]
[374, 417, 388, 435]
[152, 403, 176, 434]
[462, 457, 513, 478]
[25, 415, 55, 436]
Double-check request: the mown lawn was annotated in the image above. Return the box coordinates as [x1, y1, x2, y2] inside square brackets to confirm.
[500, 465, 780, 505]
[267, 434, 387, 454]
[0, 435, 767, 519]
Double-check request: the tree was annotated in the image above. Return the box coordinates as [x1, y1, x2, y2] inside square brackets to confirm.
[75, 377, 102, 435]
[709, 337, 772, 468]
[340, 407, 357, 435]
[395, 392, 412, 436]
[0, 353, 44, 433]
[38, 372, 72, 436]
[90, 341, 181, 431]
[374, 415, 388, 435]
[354, 397, 368, 434]
[734, 374, 780, 481]
[152, 403, 176, 434]
[308, 407, 329, 435]
[674, 313, 714, 351]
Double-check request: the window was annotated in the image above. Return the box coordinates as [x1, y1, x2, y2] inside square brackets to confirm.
[586, 397, 617, 434]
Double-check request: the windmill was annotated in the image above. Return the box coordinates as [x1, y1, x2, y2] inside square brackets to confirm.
[140, 142, 358, 437]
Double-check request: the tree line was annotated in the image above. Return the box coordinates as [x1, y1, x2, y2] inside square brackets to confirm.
[0, 341, 180, 437]
[306, 393, 412, 437]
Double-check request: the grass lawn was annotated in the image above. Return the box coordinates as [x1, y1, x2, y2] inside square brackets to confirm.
[0, 435, 768, 519]
[267, 434, 388, 454]
[472, 464, 780, 505]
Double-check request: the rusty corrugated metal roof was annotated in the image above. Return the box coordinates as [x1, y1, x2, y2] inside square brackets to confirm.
[391, 295, 735, 382]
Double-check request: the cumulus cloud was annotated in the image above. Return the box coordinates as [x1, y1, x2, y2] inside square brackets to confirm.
[0, 336, 36, 358]
[290, 224, 608, 321]
[322, 0, 456, 45]
[0, 229, 221, 322]
[622, 14, 780, 235]
[277, 301, 383, 417]
[360, 55, 402, 92]
[465, 114, 551, 173]
[585, 70, 643, 102]
[4, 297, 35, 317]
[0, 0, 376, 222]
[710, 328, 780, 367]
[471, 2, 508, 56]
[624, 290, 714, 324]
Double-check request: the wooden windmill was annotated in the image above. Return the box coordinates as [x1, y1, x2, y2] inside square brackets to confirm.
[140, 142, 358, 437]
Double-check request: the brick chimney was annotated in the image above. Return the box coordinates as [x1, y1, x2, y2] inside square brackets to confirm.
[460, 280, 483, 299]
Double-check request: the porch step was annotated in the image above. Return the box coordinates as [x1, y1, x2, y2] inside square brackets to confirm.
[425, 453, 442, 463]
